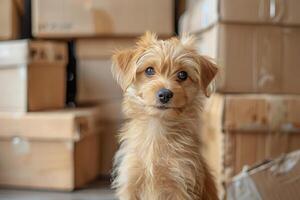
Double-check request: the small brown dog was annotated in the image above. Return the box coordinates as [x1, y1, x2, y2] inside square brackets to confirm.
[111, 32, 218, 200]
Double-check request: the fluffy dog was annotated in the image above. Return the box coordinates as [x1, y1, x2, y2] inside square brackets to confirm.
[111, 32, 218, 200]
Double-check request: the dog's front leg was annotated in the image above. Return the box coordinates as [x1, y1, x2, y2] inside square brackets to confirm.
[160, 190, 193, 200]
[116, 185, 139, 200]
[115, 161, 143, 200]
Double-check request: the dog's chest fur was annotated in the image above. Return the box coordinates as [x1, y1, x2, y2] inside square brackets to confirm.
[114, 117, 204, 199]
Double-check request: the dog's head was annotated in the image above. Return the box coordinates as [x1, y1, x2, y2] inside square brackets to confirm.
[112, 32, 218, 117]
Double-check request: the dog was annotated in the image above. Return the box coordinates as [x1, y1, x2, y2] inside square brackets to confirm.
[111, 32, 219, 200]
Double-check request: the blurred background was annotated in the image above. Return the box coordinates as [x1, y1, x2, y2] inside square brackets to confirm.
[0, 0, 300, 199]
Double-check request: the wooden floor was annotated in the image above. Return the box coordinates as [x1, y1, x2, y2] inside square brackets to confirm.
[0, 180, 116, 200]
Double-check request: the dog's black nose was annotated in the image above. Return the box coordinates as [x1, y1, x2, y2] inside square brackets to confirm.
[157, 88, 173, 104]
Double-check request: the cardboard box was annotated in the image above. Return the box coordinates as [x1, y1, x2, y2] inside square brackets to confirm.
[76, 38, 136, 103]
[200, 94, 300, 196]
[96, 100, 123, 176]
[0, 108, 101, 191]
[0, 40, 67, 112]
[0, 0, 20, 40]
[182, 0, 300, 33]
[32, 0, 174, 38]
[196, 24, 300, 94]
[227, 150, 300, 200]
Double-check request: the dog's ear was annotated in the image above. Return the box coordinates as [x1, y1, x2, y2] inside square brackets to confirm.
[180, 32, 197, 47]
[199, 56, 218, 97]
[137, 31, 157, 48]
[180, 33, 218, 97]
[112, 49, 136, 91]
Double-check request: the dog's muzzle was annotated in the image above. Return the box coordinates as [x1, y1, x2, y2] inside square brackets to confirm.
[157, 88, 173, 104]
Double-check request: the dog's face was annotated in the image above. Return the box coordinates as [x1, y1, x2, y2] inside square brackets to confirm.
[112, 32, 218, 117]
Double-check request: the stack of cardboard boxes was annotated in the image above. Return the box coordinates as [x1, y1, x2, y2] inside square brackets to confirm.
[0, 0, 174, 191]
[180, 0, 300, 198]
[0, 0, 103, 191]
[30, 0, 174, 176]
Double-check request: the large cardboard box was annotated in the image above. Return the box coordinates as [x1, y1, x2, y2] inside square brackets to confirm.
[76, 38, 136, 103]
[200, 94, 300, 196]
[0, 0, 20, 40]
[0, 108, 101, 191]
[181, 0, 300, 33]
[0, 40, 67, 112]
[196, 24, 300, 94]
[227, 150, 300, 200]
[32, 0, 174, 38]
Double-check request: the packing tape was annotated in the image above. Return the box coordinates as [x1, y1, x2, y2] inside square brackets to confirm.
[257, 28, 276, 90]
[257, 67, 275, 89]
[227, 168, 262, 200]
[270, 0, 277, 19]
[259, 0, 285, 22]
[65, 141, 74, 151]
[252, 26, 259, 91]
[11, 136, 30, 155]
[266, 97, 293, 159]
[73, 124, 83, 142]
[19, 64, 27, 82]
[271, 0, 285, 22]
[201, 0, 212, 29]
[270, 153, 299, 174]
[267, 96, 286, 131]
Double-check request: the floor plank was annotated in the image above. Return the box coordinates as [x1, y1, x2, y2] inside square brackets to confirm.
[0, 180, 116, 200]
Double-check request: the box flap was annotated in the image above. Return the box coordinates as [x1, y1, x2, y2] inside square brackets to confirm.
[0, 40, 68, 67]
[227, 150, 300, 200]
[250, 150, 300, 200]
[0, 40, 29, 66]
[224, 95, 300, 132]
[0, 108, 100, 140]
[76, 38, 136, 59]
[29, 41, 68, 64]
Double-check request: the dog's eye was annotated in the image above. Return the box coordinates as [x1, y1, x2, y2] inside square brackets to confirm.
[177, 71, 188, 81]
[145, 67, 155, 76]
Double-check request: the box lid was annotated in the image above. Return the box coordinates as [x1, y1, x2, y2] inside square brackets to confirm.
[76, 38, 136, 59]
[209, 94, 300, 132]
[0, 108, 100, 141]
[0, 40, 67, 67]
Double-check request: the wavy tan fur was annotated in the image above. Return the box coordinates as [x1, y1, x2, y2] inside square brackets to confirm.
[111, 32, 219, 200]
